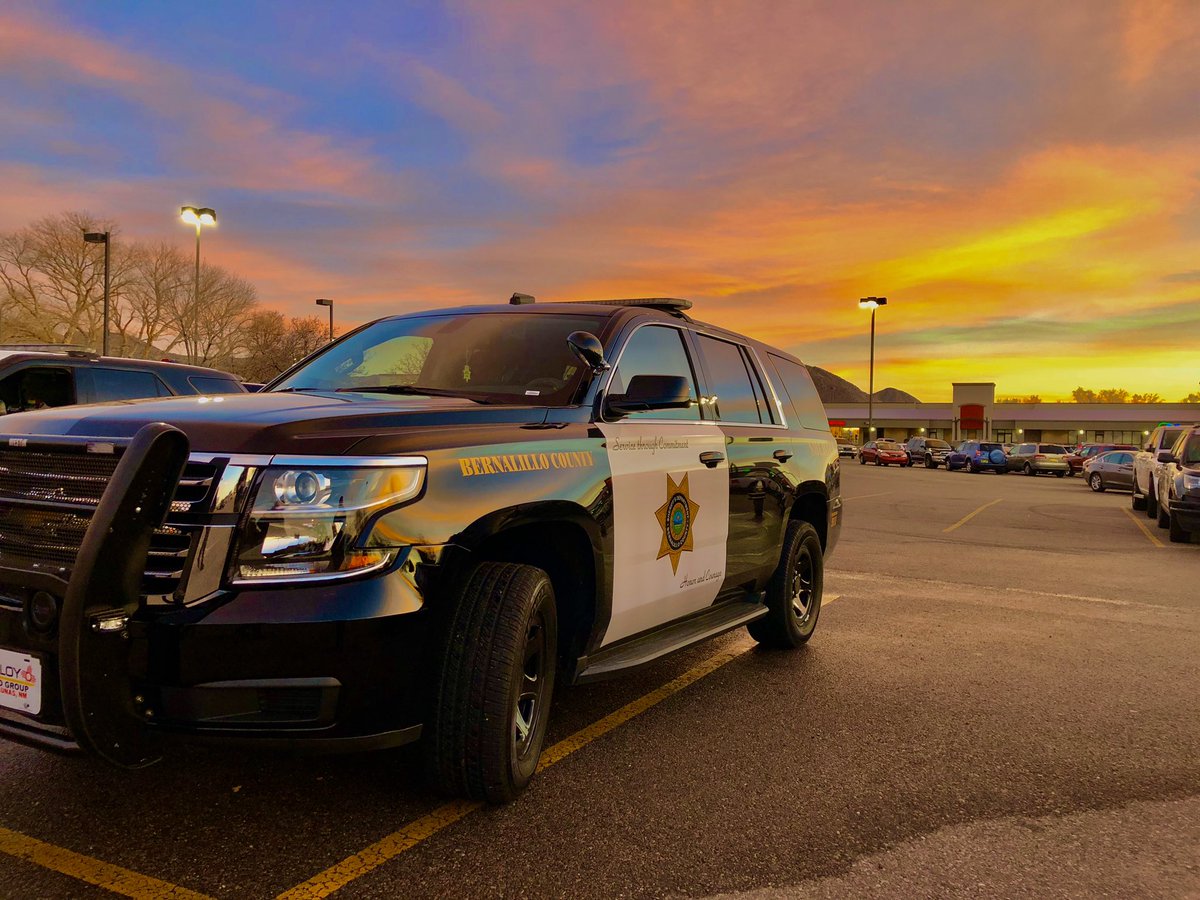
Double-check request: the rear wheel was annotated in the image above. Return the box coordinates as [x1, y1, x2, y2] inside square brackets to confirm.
[1055, 471, 1066, 478]
[748, 520, 822, 648]
[425, 561, 557, 803]
[1023, 462, 1033, 476]
[1089, 473, 1105, 492]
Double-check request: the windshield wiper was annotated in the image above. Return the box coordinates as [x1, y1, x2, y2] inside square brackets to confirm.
[273, 386, 326, 393]
[334, 384, 493, 404]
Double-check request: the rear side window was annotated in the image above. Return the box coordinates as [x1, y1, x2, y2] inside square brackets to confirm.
[0, 365, 75, 413]
[766, 354, 829, 431]
[694, 334, 766, 425]
[188, 376, 244, 395]
[79, 367, 168, 403]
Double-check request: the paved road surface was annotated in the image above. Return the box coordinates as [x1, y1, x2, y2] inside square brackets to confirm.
[1, 464, 1197, 898]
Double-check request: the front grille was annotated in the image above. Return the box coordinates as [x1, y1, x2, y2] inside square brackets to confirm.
[0, 448, 120, 506]
[0, 442, 221, 599]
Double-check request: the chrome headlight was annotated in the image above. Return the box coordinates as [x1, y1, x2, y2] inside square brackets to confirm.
[1184, 473, 1200, 490]
[232, 456, 425, 583]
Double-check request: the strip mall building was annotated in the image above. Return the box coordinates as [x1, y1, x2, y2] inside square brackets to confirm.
[825, 382, 1198, 446]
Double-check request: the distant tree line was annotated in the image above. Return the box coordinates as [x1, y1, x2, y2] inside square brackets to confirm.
[0, 211, 332, 383]
[1000, 388, 1199, 403]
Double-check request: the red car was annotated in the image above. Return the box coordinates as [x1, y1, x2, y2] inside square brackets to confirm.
[1066, 442, 1137, 475]
[858, 440, 910, 466]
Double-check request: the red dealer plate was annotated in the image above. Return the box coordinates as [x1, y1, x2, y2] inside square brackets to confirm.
[0, 647, 41, 716]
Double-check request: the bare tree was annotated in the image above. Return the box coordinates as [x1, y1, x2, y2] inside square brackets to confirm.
[116, 243, 191, 358]
[168, 263, 257, 366]
[227, 312, 332, 382]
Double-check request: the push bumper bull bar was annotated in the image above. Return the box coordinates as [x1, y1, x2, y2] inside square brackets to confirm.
[0, 423, 189, 766]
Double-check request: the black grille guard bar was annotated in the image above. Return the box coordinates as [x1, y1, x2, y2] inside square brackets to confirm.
[55, 423, 189, 767]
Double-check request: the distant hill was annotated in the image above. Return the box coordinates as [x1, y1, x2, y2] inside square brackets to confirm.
[806, 365, 920, 404]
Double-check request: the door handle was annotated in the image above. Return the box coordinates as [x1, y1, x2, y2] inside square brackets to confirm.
[773, 449, 793, 462]
[699, 451, 725, 468]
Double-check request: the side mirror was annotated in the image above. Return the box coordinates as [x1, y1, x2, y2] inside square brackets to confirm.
[567, 331, 609, 372]
[1156, 450, 1175, 464]
[606, 374, 692, 416]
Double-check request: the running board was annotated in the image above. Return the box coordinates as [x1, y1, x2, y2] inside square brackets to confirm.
[574, 600, 767, 684]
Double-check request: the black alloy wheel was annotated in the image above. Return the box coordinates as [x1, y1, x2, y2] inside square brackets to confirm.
[748, 520, 823, 648]
[426, 561, 558, 803]
[1089, 473, 1105, 492]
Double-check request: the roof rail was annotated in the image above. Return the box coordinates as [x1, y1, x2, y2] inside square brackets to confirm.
[561, 297, 694, 314]
[0, 343, 100, 359]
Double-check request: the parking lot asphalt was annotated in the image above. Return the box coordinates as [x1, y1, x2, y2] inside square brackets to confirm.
[1, 463, 1197, 898]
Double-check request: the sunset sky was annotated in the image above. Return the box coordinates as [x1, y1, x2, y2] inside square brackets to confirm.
[1, 1, 1198, 401]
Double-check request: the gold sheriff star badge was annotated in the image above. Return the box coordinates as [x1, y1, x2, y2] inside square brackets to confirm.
[655, 472, 701, 574]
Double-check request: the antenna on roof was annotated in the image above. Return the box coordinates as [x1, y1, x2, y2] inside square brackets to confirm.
[509, 292, 536, 305]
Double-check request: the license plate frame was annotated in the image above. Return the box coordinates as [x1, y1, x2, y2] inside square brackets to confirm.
[0, 647, 42, 716]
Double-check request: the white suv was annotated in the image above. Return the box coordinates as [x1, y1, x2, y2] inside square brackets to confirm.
[1131, 424, 1191, 515]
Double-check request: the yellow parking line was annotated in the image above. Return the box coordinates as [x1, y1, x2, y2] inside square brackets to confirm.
[841, 491, 892, 502]
[281, 593, 845, 899]
[0, 826, 211, 899]
[1122, 506, 1164, 548]
[943, 498, 1003, 533]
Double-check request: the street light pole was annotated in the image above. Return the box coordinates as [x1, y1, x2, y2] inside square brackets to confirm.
[315, 298, 334, 341]
[179, 207, 216, 362]
[83, 231, 111, 355]
[858, 297, 888, 440]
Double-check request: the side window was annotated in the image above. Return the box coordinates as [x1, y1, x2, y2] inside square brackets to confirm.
[0, 366, 75, 412]
[86, 367, 166, 402]
[766, 353, 829, 431]
[693, 335, 765, 425]
[607, 325, 700, 421]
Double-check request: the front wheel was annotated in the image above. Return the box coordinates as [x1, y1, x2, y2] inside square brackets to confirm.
[859, 455, 866, 465]
[1157, 498, 1170, 529]
[426, 561, 558, 803]
[748, 520, 823, 649]
[1146, 483, 1158, 519]
[1055, 471, 1066, 478]
[1089, 473, 1105, 492]
[1169, 510, 1191, 544]
[1132, 483, 1147, 510]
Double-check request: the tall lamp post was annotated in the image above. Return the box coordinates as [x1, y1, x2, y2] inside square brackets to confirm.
[180, 206, 216, 362]
[83, 230, 111, 355]
[315, 298, 334, 341]
[858, 296, 888, 440]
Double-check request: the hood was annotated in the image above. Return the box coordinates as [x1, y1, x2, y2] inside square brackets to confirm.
[0, 391, 550, 455]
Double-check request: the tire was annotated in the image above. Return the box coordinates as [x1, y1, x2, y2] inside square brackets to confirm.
[748, 520, 823, 649]
[1168, 510, 1191, 544]
[859, 455, 866, 465]
[1089, 473, 1105, 492]
[875, 456, 882, 466]
[1157, 497, 1170, 529]
[1023, 462, 1033, 476]
[1146, 483, 1157, 519]
[425, 561, 557, 803]
[994, 467, 1005, 475]
[1055, 471, 1066, 478]
[925, 456, 936, 469]
[1132, 482, 1147, 510]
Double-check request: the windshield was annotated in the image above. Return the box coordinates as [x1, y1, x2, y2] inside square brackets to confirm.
[272, 313, 608, 405]
[1181, 437, 1200, 466]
